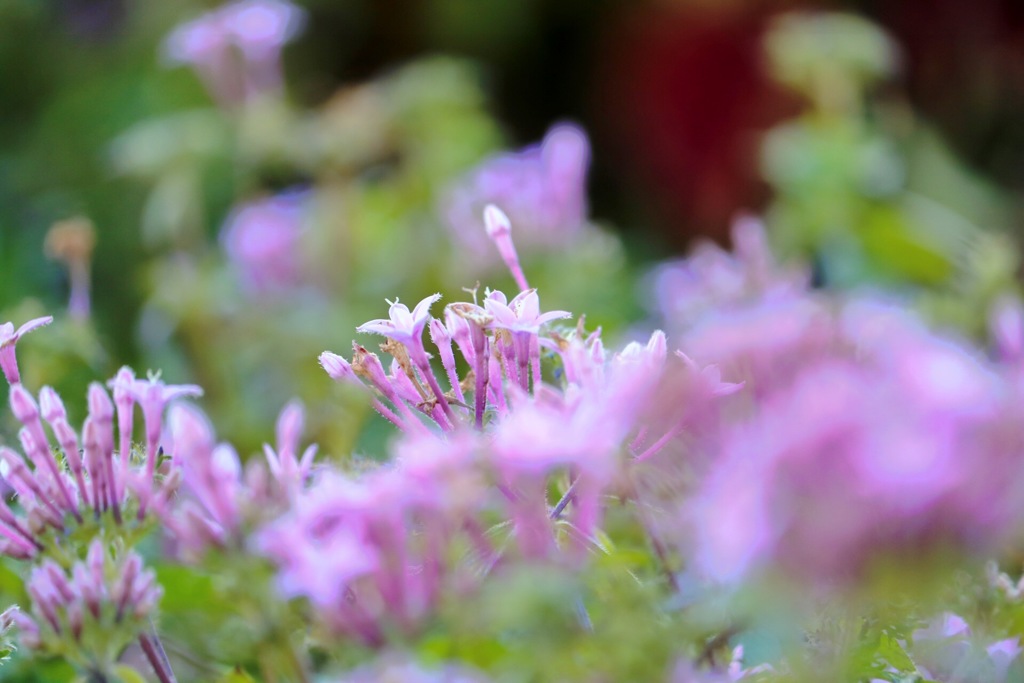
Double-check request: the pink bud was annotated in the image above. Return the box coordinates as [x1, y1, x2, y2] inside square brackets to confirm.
[87, 539, 106, 590]
[484, 203, 511, 239]
[7, 609, 40, 649]
[66, 600, 83, 642]
[38, 386, 67, 423]
[483, 204, 529, 292]
[43, 560, 74, 603]
[87, 383, 114, 422]
[109, 366, 136, 407]
[275, 400, 304, 458]
[71, 562, 101, 620]
[8, 384, 39, 425]
[319, 351, 355, 382]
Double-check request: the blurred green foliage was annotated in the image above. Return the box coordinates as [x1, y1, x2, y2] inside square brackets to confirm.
[761, 12, 1020, 336]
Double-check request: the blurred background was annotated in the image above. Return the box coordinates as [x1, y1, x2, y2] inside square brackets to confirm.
[1, 0, 1023, 456]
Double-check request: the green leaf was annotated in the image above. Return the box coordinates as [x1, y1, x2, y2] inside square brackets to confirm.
[878, 633, 916, 673]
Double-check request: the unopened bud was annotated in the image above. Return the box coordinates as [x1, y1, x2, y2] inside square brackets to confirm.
[38, 386, 67, 423]
[319, 351, 355, 382]
[87, 383, 114, 421]
[8, 384, 39, 425]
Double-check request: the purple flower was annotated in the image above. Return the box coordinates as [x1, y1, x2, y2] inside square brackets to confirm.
[255, 472, 380, 635]
[357, 293, 457, 424]
[220, 0, 305, 60]
[167, 404, 240, 544]
[686, 308, 1022, 584]
[221, 191, 309, 294]
[442, 124, 590, 259]
[129, 373, 203, 487]
[0, 316, 52, 385]
[163, 0, 305, 106]
[263, 400, 318, 495]
[17, 541, 161, 663]
[647, 214, 808, 331]
[357, 293, 442, 350]
[483, 289, 570, 336]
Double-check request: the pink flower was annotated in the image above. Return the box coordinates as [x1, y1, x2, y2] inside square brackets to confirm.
[0, 316, 52, 385]
[358, 293, 456, 424]
[255, 472, 379, 621]
[167, 404, 240, 542]
[483, 289, 570, 336]
[129, 374, 203, 485]
[442, 124, 590, 260]
[221, 192, 309, 294]
[263, 400, 318, 495]
[163, 0, 305, 106]
[357, 293, 442, 350]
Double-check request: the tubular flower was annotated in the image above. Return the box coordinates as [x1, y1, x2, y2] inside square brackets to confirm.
[0, 316, 52, 385]
[164, 400, 318, 556]
[356, 293, 442, 353]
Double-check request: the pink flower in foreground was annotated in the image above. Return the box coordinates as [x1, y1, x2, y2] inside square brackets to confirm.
[130, 374, 203, 485]
[356, 293, 442, 351]
[483, 289, 571, 336]
[687, 300, 1024, 584]
[14, 540, 161, 661]
[0, 316, 52, 385]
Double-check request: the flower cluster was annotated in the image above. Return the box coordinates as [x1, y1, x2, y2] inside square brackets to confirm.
[162, 398, 317, 556]
[9, 198, 1024, 681]
[0, 317, 199, 680]
[254, 206, 742, 644]
[0, 363, 199, 559]
[638, 219, 1024, 586]
[8, 541, 161, 665]
[256, 445, 483, 645]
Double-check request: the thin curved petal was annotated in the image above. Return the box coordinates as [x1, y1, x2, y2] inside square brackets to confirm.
[535, 310, 572, 326]
[411, 293, 442, 323]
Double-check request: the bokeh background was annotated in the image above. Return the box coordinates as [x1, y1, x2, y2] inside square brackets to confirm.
[2, 0, 1023, 457]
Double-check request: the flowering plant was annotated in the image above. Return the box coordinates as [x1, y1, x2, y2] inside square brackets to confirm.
[3, 196, 1024, 682]
[5, 5, 1024, 682]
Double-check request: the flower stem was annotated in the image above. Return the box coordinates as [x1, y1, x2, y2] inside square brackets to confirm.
[550, 479, 578, 519]
[139, 628, 177, 683]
